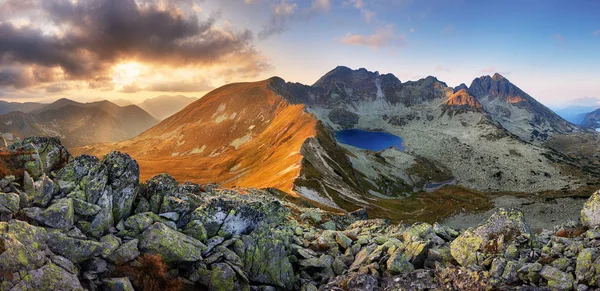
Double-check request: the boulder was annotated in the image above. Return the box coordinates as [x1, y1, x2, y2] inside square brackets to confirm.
[36, 198, 74, 230]
[139, 222, 206, 263]
[540, 265, 574, 291]
[581, 190, 600, 228]
[102, 151, 139, 223]
[386, 250, 414, 275]
[47, 231, 103, 263]
[450, 208, 533, 267]
[0, 192, 19, 216]
[102, 277, 135, 291]
[107, 239, 140, 264]
[146, 174, 178, 214]
[10, 263, 84, 291]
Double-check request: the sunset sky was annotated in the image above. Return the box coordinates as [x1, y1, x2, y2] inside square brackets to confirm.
[0, 0, 599, 107]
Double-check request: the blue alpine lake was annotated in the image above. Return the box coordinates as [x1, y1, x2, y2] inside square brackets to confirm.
[335, 129, 405, 151]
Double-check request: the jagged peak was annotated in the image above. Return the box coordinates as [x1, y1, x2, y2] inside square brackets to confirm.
[492, 73, 505, 80]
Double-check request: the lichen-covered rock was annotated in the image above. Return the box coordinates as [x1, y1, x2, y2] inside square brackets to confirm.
[33, 174, 57, 207]
[47, 231, 103, 263]
[36, 198, 74, 230]
[139, 222, 205, 263]
[450, 208, 533, 267]
[102, 277, 135, 291]
[0, 192, 20, 216]
[107, 239, 140, 264]
[575, 248, 597, 286]
[72, 198, 101, 216]
[192, 196, 288, 238]
[540, 265, 574, 291]
[10, 263, 84, 291]
[21, 136, 70, 175]
[99, 234, 121, 258]
[124, 212, 159, 233]
[0, 235, 46, 271]
[235, 225, 296, 289]
[183, 220, 208, 243]
[386, 250, 414, 275]
[197, 262, 249, 291]
[581, 190, 600, 228]
[102, 151, 139, 223]
[146, 173, 178, 214]
[89, 188, 114, 237]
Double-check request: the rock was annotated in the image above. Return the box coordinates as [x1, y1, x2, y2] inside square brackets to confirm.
[387, 250, 414, 275]
[89, 188, 114, 237]
[198, 262, 249, 291]
[575, 248, 597, 285]
[0, 192, 19, 216]
[540, 265, 574, 291]
[183, 220, 208, 243]
[328, 108, 359, 129]
[10, 263, 84, 291]
[33, 174, 57, 207]
[102, 151, 139, 223]
[146, 173, 178, 214]
[36, 198, 74, 230]
[72, 198, 102, 216]
[450, 208, 533, 267]
[581, 190, 600, 228]
[102, 277, 135, 291]
[335, 232, 352, 249]
[107, 239, 140, 264]
[0, 234, 46, 271]
[235, 225, 295, 289]
[124, 212, 158, 233]
[50, 254, 79, 274]
[192, 197, 287, 238]
[47, 231, 103, 263]
[139, 222, 206, 263]
[83, 257, 108, 275]
[321, 221, 337, 230]
[517, 262, 542, 284]
[99, 235, 121, 258]
[21, 136, 70, 175]
[22, 171, 34, 195]
[349, 208, 369, 220]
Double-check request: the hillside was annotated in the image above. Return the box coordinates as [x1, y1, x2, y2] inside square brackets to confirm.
[580, 108, 600, 130]
[73, 67, 600, 216]
[137, 95, 198, 120]
[0, 99, 158, 148]
[0, 100, 46, 115]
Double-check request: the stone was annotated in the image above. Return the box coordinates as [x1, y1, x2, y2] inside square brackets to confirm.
[139, 222, 206, 263]
[47, 231, 103, 263]
[37, 198, 74, 230]
[102, 151, 140, 223]
[0, 192, 19, 214]
[89, 188, 114, 237]
[582, 190, 600, 228]
[10, 263, 84, 291]
[147, 173, 178, 214]
[183, 220, 208, 243]
[102, 277, 135, 291]
[540, 265, 575, 291]
[72, 198, 102, 216]
[107, 239, 140, 264]
[124, 212, 159, 233]
[34, 174, 57, 207]
[99, 234, 121, 258]
[575, 248, 597, 285]
[450, 208, 533, 267]
[386, 250, 414, 275]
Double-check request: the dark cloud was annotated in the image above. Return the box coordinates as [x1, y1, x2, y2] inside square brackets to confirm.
[0, 0, 269, 88]
[44, 83, 71, 93]
[147, 80, 214, 92]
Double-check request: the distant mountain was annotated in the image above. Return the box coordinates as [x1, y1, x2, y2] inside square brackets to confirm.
[554, 105, 599, 125]
[137, 95, 197, 120]
[581, 109, 600, 130]
[110, 99, 135, 107]
[468, 73, 575, 141]
[74, 66, 599, 215]
[0, 98, 158, 148]
[0, 101, 46, 115]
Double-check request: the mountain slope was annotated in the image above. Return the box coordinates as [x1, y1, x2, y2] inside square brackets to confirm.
[73, 67, 596, 215]
[581, 109, 600, 130]
[137, 95, 198, 120]
[0, 99, 158, 147]
[468, 73, 575, 141]
[74, 79, 363, 202]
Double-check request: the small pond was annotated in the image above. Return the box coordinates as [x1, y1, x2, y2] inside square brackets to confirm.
[335, 129, 405, 151]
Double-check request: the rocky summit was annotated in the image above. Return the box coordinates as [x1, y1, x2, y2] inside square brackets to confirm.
[0, 137, 600, 290]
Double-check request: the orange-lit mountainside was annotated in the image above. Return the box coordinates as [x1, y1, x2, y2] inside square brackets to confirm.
[74, 67, 600, 213]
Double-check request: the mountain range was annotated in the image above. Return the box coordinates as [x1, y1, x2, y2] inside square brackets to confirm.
[73, 66, 600, 216]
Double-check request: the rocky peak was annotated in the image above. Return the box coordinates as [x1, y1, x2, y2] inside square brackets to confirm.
[453, 83, 468, 93]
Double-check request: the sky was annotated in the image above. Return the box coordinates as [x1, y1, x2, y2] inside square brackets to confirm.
[0, 0, 599, 107]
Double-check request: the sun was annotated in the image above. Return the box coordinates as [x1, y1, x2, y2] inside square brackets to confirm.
[112, 62, 145, 84]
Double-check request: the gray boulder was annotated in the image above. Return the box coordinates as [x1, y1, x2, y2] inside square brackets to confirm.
[139, 222, 206, 263]
[581, 190, 600, 228]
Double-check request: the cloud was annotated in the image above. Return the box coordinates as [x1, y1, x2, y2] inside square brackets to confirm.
[435, 66, 451, 72]
[44, 83, 72, 93]
[593, 30, 600, 37]
[346, 0, 376, 23]
[147, 80, 214, 92]
[311, 0, 331, 12]
[119, 82, 143, 93]
[338, 25, 403, 49]
[553, 33, 565, 43]
[0, 0, 270, 89]
[258, 0, 297, 39]
[441, 24, 455, 34]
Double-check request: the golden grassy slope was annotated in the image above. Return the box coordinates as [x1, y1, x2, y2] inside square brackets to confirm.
[72, 78, 318, 193]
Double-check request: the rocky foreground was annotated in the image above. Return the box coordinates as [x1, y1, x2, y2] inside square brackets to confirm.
[2, 138, 600, 290]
